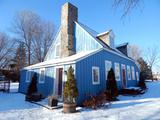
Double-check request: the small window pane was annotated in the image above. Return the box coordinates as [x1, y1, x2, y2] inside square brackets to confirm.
[105, 60, 112, 80]
[26, 71, 31, 82]
[39, 68, 45, 83]
[92, 67, 100, 85]
[131, 66, 135, 80]
[115, 63, 120, 81]
[136, 72, 139, 81]
[127, 66, 131, 80]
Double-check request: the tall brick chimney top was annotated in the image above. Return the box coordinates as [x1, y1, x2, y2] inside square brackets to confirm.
[60, 2, 78, 57]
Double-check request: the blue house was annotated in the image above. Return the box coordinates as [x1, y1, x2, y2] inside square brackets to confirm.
[19, 2, 140, 105]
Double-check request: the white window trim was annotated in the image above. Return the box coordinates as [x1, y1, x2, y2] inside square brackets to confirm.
[114, 62, 120, 81]
[92, 66, 100, 85]
[39, 68, 45, 84]
[136, 71, 139, 81]
[127, 65, 131, 80]
[26, 71, 31, 83]
[131, 66, 135, 80]
[105, 60, 112, 80]
[55, 43, 60, 58]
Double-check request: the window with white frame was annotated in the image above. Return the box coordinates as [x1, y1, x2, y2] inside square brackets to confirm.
[136, 72, 139, 81]
[39, 68, 45, 83]
[105, 60, 112, 80]
[26, 70, 31, 82]
[92, 66, 100, 85]
[115, 63, 120, 81]
[55, 43, 60, 57]
[131, 66, 135, 80]
[127, 65, 131, 80]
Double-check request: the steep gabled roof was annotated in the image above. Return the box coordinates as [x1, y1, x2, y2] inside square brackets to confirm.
[77, 22, 109, 49]
[77, 22, 132, 60]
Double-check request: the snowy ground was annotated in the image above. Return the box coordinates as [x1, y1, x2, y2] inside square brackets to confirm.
[1, 81, 160, 120]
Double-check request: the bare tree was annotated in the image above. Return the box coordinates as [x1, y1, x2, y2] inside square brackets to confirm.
[0, 32, 15, 68]
[128, 44, 141, 61]
[145, 46, 160, 76]
[32, 21, 54, 63]
[113, 0, 141, 17]
[12, 11, 54, 65]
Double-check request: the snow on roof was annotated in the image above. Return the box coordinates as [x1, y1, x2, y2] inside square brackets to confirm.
[97, 30, 110, 37]
[25, 49, 101, 69]
[116, 42, 129, 48]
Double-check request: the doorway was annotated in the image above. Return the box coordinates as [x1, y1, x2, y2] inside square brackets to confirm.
[55, 67, 63, 97]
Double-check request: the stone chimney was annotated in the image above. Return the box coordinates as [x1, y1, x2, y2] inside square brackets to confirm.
[97, 30, 115, 48]
[60, 2, 78, 57]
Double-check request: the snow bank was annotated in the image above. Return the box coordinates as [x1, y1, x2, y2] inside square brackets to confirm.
[1, 82, 160, 120]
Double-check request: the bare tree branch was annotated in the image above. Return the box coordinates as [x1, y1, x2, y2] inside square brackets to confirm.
[12, 10, 55, 65]
[113, 0, 141, 18]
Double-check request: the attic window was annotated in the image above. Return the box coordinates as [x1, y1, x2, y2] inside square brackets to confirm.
[55, 44, 60, 57]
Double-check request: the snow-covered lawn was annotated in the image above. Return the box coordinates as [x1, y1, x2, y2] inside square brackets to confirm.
[1, 81, 160, 120]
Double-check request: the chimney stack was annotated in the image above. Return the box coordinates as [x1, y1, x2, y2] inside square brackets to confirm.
[60, 2, 78, 57]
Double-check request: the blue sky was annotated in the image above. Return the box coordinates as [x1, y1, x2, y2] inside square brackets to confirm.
[0, 0, 160, 50]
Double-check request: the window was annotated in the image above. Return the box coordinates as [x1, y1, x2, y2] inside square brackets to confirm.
[136, 72, 139, 81]
[92, 66, 100, 85]
[39, 68, 45, 83]
[105, 60, 112, 79]
[127, 65, 131, 80]
[26, 70, 31, 82]
[55, 43, 60, 57]
[131, 66, 135, 80]
[114, 63, 120, 81]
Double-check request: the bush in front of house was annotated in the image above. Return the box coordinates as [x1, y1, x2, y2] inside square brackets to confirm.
[63, 66, 78, 104]
[26, 73, 38, 96]
[25, 73, 42, 102]
[83, 92, 110, 109]
[106, 68, 119, 100]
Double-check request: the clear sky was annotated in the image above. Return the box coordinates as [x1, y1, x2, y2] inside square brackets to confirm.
[0, 0, 160, 59]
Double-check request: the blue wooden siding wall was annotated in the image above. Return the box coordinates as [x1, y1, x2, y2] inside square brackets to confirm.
[19, 67, 54, 97]
[19, 64, 76, 97]
[75, 49, 139, 104]
[74, 23, 102, 53]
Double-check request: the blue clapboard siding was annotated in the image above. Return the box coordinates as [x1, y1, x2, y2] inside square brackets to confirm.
[74, 22, 102, 53]
[75, 49, 139, 104]
[19, 67, 55, 97]
[37, 67, 54, 97]
[19, 64, 76, 97]
[19, 70, 27, 93]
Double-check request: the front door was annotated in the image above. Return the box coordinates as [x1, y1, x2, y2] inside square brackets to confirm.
[122, 65, 127, 88]
[55, 68, 63, 97]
